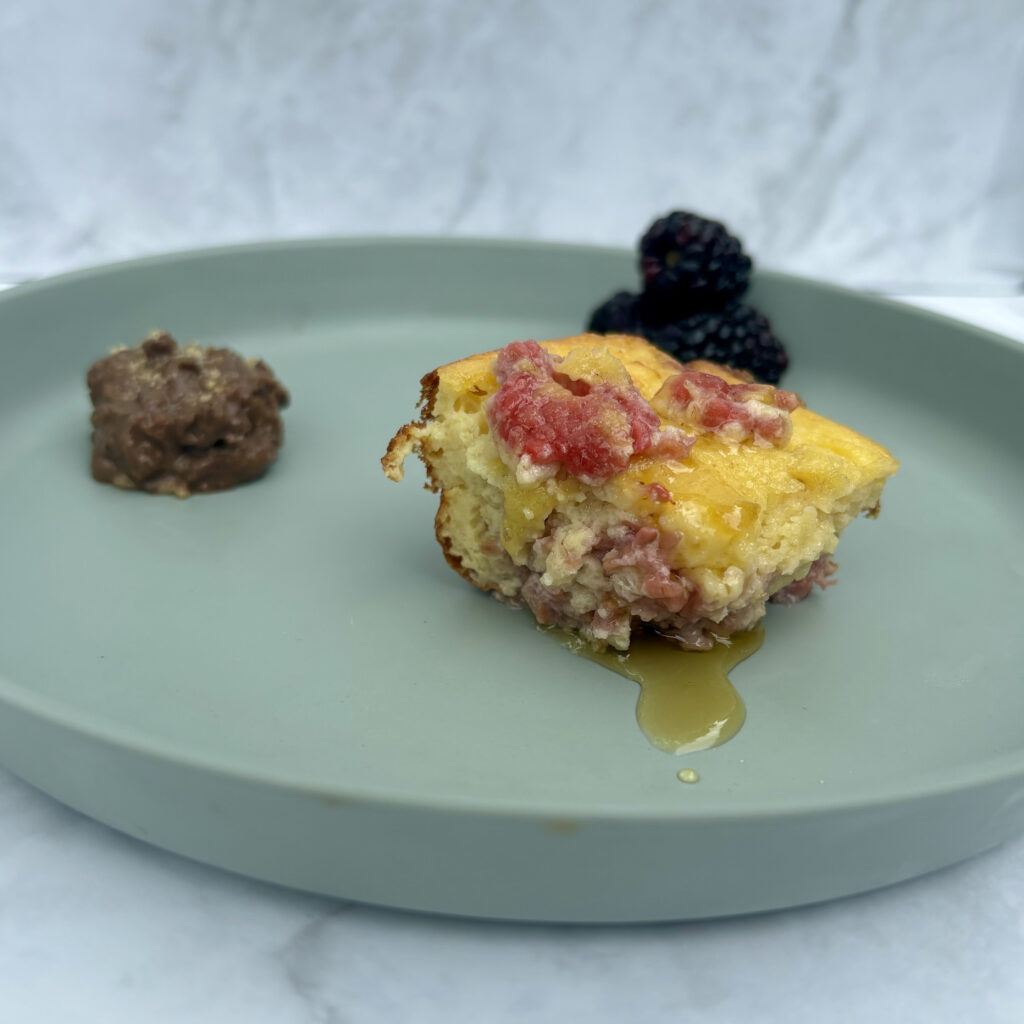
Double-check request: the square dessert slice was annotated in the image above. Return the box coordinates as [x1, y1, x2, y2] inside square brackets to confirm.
[383, 334, 897, 650]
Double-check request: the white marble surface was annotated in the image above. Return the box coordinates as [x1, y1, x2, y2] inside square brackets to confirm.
[1, 0, 1023, 288]
[0, 281, 1022, 1022]
[3, 3, 1024, 1016]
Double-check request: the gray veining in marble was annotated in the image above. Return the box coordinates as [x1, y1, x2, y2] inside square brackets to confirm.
[1, 0, 1022, 286]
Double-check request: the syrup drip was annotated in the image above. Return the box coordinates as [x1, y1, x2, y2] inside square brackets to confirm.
[553, 625, 764, 754]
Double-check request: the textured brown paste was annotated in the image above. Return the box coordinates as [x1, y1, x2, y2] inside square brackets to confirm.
[86, 331, 290, 497]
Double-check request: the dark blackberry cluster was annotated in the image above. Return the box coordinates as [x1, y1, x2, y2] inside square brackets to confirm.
[586, 211, 789, 383]
[646, 305, 789, 385]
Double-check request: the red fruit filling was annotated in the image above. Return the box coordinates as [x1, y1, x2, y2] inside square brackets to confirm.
[769, 554, 837, 605]
[486, 341, 694, 483]
[653, 370, 803, 445]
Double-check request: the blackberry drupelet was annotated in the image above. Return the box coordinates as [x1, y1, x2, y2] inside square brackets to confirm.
[639, 211, 751, 315]
[586, 291, 641, 335]
[645, 304, 789, 384]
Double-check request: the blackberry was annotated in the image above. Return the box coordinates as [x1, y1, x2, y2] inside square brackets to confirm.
[639, 211, 751, 316]
[644, 303, 789, 384]
[586, 291, 642, 334]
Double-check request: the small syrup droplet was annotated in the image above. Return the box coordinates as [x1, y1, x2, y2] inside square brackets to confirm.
[677, 768, 700, 784]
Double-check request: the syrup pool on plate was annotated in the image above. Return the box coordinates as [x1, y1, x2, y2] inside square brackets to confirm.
[551, 625, 764, 754]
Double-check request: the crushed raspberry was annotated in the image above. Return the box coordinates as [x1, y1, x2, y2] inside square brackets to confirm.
[652, 370, 804, 445]
[494, 339, 555, 378]
[770, 554, 838, 605]
[601, 526, 691, 611]
[646, 482, 673, 504]
[487, 340, 688, 483]
[771, 388, 803, 413]
[648, 425, 696, 461]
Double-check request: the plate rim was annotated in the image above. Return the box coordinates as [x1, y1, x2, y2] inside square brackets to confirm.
[1, 235, 1023, 824]
[3, 232, 1023, 361]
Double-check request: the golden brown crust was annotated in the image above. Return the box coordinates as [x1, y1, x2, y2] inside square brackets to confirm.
[381, 423, 419, 480]
[418, 369, 439, 419]
[433, 490, 492, 591]
[387, 369, 478, 581]
[381, 370, 442, 484]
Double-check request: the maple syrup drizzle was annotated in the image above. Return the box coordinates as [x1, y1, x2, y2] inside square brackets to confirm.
[551, 625, 764, 754]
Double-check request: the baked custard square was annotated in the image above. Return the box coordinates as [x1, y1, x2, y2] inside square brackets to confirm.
[384, 334, 897, 650]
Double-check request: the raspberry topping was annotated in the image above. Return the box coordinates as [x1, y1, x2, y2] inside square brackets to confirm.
[652, 370, 804, 446]
[487, 341, 691, 484]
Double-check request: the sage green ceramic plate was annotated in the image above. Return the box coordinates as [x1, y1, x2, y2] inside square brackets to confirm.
[1, 239, 1022, 922]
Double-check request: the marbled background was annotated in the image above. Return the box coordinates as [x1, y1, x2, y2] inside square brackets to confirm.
[3, 4, 1024, 1021]
[1, 0, 1022, 287]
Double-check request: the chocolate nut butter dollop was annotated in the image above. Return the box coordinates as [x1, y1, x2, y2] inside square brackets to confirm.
[86, 331, 290, 498]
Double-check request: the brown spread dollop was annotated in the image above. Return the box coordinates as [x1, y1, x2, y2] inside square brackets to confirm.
[86, 331, 290, 498]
